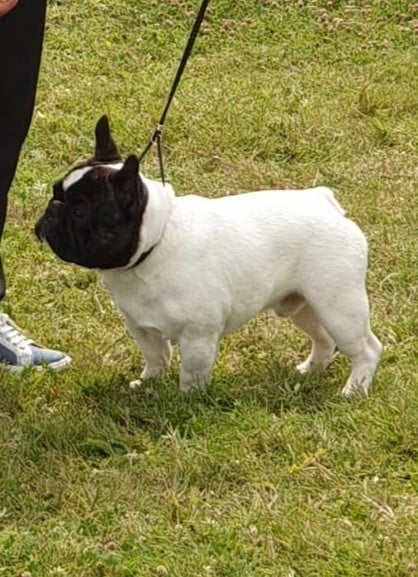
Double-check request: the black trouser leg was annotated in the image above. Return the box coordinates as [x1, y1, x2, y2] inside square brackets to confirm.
[0, 0, 48, 299]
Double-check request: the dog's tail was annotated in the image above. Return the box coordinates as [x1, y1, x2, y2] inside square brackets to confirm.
[318, 186, 346, 216]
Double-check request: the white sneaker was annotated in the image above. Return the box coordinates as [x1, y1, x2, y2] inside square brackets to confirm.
[0, 313, 72, 372]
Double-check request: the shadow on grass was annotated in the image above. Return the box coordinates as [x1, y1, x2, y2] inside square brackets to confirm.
[76, 353, 350, 439]
[0, 351, 355, 469]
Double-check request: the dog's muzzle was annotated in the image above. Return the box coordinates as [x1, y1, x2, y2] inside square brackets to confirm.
[35, 201, 63, 242]
[34, 216, 48, 242]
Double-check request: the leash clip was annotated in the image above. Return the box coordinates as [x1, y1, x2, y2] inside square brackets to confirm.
[150, 123, 164, 144]
[138, 0, 210, 186]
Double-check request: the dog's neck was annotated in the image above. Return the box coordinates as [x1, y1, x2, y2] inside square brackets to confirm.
[112, 175, 175, 272]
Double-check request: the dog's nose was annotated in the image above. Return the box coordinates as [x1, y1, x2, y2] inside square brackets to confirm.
[34, 200, 63, 241]
[49, 199, 63, 215]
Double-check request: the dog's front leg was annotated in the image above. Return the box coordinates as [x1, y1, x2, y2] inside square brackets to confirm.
[124, 319, 172, 389]
[179, 335, 219, 393]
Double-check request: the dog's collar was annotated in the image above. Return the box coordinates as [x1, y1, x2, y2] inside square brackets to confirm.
[125, 244, 156, 270]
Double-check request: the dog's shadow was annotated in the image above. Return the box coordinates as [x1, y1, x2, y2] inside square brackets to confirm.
[79, 349, 350, 445]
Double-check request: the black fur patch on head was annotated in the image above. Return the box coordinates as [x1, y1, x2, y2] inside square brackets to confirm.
[36, 160, 147, 270]
[35, 116, 148, 270]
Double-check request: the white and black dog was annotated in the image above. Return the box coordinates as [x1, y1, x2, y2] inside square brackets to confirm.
[35, 116, 382, 395]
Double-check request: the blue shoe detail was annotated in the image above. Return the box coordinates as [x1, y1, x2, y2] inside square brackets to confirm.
[30, 345, 69, 366]
[0, 314, 71, 372]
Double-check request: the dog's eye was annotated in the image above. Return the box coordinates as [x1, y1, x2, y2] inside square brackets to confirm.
[72, 206, 84, 218]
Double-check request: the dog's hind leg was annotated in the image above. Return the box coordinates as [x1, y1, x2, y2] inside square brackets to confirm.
[273, 295, 335, 373]
[340, 330, 382, 397]
[290, 302, 336, 374]
[304, 287, 382, 396]
[125, 320, 172, 389]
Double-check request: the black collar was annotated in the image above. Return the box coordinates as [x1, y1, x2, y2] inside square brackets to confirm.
[126, 244, 156, 270]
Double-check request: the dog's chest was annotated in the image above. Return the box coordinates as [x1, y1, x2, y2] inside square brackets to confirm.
[102, 271, 178, 339]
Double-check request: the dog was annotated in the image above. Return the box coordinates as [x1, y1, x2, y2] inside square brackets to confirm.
[35, 116, 382, 396]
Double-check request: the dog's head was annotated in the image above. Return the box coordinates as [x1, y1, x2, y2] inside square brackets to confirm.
[35, 116, 147, 270]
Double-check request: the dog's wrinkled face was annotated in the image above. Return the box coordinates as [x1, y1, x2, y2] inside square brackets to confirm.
[35, 116, 147, 270]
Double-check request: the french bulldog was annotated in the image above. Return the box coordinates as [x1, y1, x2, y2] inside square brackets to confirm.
[35, 116, 382, 396]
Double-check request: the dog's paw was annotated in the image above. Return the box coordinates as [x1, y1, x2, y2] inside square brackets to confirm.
[341, 383, 355, 397]
[341, 377, 370, 398]
[296, 359, 312, 374]
[297, 355, 333, 375]
[129, 379, 143, 390]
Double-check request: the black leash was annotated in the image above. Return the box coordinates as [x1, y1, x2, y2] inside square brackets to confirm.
[138, 0, 210, 185]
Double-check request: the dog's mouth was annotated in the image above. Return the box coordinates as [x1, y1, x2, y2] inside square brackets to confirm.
[35, 201, 62, 242]
[34, 211, 72, 263]
[34, 217, 46, 243]
[34, 214, 50, 243]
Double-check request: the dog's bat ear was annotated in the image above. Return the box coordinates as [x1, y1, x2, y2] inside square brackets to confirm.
[94, 115, 121, 161]
[111, 155, 141, 212]
[112, 154, 139, 187]
[120, 154, 139, 177]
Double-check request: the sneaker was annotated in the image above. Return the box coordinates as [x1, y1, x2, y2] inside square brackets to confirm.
[0, 313, 72, 372]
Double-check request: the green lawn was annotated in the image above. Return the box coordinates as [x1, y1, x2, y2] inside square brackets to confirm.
[1, 1, 417, 575]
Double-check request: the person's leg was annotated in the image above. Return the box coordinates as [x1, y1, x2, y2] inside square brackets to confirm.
[0, 0, 71, 370]
[0, 0, 48, 297]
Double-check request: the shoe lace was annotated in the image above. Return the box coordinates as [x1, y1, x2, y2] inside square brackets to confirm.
[0, 316, 32, 351]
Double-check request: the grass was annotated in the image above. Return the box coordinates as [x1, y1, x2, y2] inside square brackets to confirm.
[1, 0, 418, 575]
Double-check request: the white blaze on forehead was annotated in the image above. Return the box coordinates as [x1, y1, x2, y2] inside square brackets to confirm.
[62, 166, 94, 192]
[62, 162, 125, 192]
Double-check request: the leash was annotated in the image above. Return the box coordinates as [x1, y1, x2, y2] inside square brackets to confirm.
[138, 0, 210, 185]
